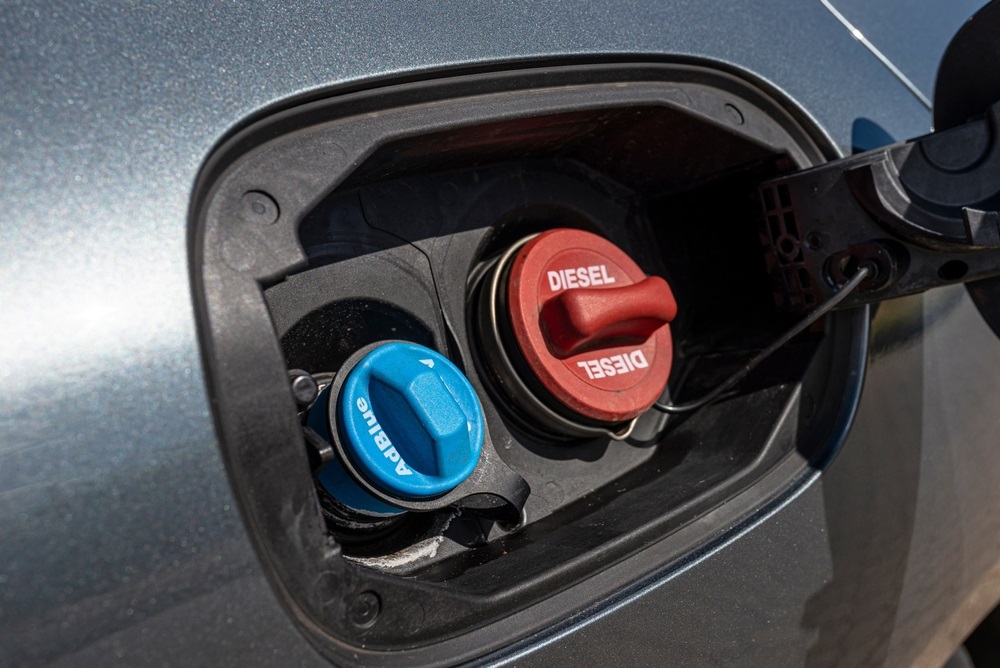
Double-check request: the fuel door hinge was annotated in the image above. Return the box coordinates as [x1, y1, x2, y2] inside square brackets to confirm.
[760, 101, 1000, 312]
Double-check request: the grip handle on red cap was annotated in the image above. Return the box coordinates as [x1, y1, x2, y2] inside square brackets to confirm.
[540, 276, 677, 358]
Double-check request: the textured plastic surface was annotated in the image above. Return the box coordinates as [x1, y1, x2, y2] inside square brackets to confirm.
[542, 276, 676, 356]
[335, 342, 484, 499]
[507, 228, 676, 422]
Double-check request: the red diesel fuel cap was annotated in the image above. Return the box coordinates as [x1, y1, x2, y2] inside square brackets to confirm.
[507, 228, 677, 423]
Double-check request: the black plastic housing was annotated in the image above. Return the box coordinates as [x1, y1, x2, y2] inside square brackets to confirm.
[190, 62, 869, 666]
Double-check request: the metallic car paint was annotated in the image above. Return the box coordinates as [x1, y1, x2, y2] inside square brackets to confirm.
[0, 0, 989, 665]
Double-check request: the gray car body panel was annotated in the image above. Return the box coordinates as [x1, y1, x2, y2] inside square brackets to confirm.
[831, 0, 986, 107]
[0, 1, 992, 665]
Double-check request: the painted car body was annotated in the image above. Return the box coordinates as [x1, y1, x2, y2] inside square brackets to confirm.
[1, 1, 993, 665]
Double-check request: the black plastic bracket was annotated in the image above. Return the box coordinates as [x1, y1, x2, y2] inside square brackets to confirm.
[760, 101, 1000, 311]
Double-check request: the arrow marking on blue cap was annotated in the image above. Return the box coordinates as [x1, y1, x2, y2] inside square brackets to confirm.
[419, 358, 434, 368]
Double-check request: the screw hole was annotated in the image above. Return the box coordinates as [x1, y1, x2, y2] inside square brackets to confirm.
[348, 591, 381, 628]
[805, 232, 825, 250]
[241, 190, 280, 225]
[938, 260, 968, 281]
[777, 236, 798, 258]
[724, 102, 745, 126]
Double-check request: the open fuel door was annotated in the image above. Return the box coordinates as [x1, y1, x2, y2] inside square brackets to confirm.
[759, 0, 1000, 322]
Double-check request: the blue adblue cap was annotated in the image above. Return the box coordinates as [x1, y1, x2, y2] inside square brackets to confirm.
[335, 342, 484, 501]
